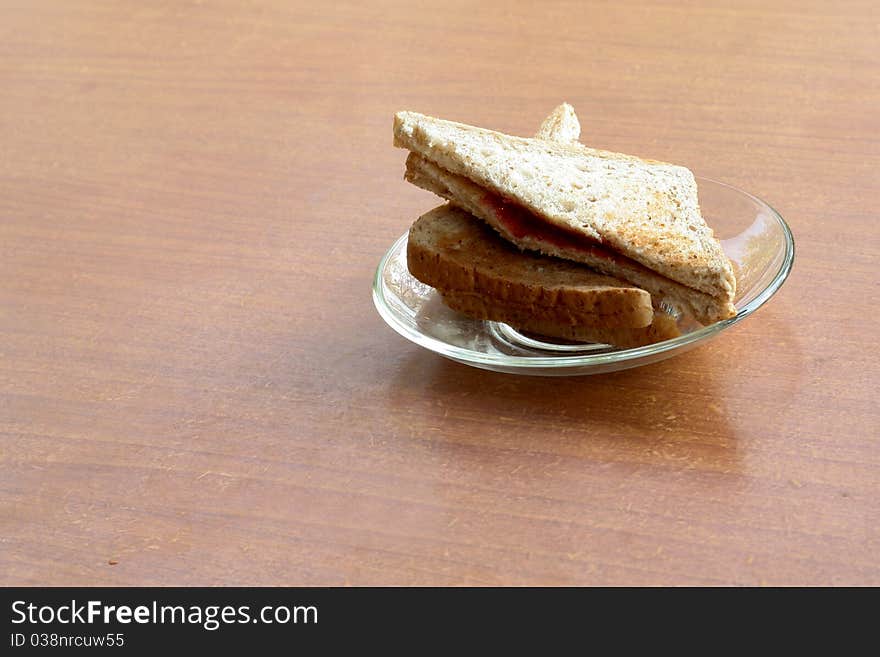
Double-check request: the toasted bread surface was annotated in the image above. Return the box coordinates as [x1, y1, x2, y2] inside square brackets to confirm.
[405, 153, 734, 324]
[394, 110, 736, 308]
[535, 103, 581, 143]
[407, 205, 654, 329]
[440, 289, 681, 348]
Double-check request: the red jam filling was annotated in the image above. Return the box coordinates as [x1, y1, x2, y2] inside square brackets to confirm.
[481, 192, 617, 262]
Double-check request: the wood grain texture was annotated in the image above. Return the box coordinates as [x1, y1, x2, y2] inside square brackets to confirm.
[1, 0, 878, 585]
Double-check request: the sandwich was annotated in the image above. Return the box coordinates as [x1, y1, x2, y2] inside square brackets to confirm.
[406, 105, 680, 347]
[407, 204, 681, 348]
[394, 106, 736, 325]
[393, 104, 736, 348]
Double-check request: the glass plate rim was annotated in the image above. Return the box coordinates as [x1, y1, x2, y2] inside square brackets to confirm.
[372, 177, 795, 369]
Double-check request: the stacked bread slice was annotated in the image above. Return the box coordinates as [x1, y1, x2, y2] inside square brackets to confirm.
[394, 104, 736, 348]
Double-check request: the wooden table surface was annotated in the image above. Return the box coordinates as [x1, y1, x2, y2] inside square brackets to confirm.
[2, 1, 877, 586]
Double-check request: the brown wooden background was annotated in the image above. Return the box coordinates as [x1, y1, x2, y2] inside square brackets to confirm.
[1, 1, 877, 585]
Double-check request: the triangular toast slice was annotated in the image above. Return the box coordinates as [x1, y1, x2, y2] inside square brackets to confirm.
[405, 105, 680, 346]
[394, 109, 736, 322]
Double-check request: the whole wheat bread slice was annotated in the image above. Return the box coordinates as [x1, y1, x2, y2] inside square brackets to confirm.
[405, 152, 731, 324]
[407, 205, 654, 329]
[393, 110, 736, 317]
[403, 104, 730, 323]
[439, 290, 680, 348]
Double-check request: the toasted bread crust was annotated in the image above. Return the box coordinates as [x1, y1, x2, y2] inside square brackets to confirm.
[535, 103, 581, 143]
[407, 205, 654, 329]
[394, 110, 736, 308]
[440, 290, 681, 348]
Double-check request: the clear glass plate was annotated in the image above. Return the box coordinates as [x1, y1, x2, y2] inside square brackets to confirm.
[372, 177, 795, 376]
